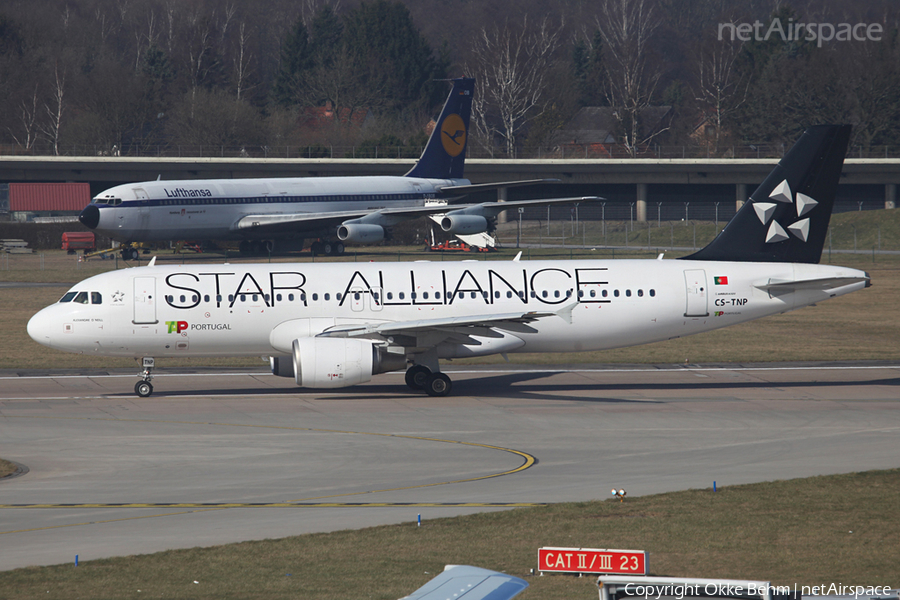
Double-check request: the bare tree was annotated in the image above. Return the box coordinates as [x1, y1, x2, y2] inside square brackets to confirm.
[232, 22, 255, 101]
[693, 30, 748, 153]
[40, 66, 66, 155]
[10, 86, 40, 151]
[595, 0, 663, 157]
[467, 16, 562, 156]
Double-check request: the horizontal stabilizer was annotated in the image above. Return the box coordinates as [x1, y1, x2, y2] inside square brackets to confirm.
[754, 275, 870, 293]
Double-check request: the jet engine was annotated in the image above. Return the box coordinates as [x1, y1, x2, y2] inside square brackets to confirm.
[440, 214, 488, 235]
[281, 338, 406, 388]
[337, 223, 385, 243]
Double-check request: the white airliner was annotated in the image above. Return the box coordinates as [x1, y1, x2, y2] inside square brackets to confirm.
[30, 125, 869, 398]
[78, 77, 589, 257]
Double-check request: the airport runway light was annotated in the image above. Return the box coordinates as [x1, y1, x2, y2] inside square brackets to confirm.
[612, 489, 626, 502]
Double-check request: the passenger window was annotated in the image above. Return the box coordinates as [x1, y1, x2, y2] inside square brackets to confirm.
[494, 292, 500, 299]
[228, 295, 234, 302]
[74, 292, 89, 304]
[554, 290, 560, 298]
[638, 289, 643, 297]
[602, 290, 608, 298]
[60, 292, 77, 303]
[387, 292, 393, 300]
[399, 292, 405, 300]
[650, 289, 656, 297]
[180, 295, 186, 302]
[471, 292, 477, 299]
[324, 293, 330, 301]
[276, 294, 282, 302]
[411, 292, 417, 299]
[204, 295, 210, 302]
[626, 289, 632, 297]
[312, 293, 318, 301]
[91, 292, 102, 304]
[240, 294, 246, 302]
[216, 295, 222, 302]
[337, 293, 342, 301]
[354, 292, 361, 300]
[507, 291, 512, 298]
[614, 290, 620, 297]
[590, 290, 596, 298]
[193, 295, 199, 303]
[542, 290, 548, 298]
[435, 292, 440, 299]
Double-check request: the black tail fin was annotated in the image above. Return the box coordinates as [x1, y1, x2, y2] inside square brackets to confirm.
[405, 78, 475, 180]
[683, 124, 851, 264]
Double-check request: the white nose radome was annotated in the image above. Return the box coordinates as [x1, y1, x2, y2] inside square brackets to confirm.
[27, 309, 55, 349]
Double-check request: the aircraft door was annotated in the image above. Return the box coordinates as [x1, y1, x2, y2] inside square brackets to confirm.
[683, 269, 709, 317]
[133, 277, 158, 324]
[370, 286, 383, 312]
[133, 188, 150, 234]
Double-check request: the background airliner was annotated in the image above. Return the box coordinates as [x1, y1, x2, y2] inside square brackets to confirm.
[31, 125, 868, 398]
[78, 77, 591, 258]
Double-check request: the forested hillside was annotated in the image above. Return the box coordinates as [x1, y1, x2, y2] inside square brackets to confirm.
[0, 0, 897, 157]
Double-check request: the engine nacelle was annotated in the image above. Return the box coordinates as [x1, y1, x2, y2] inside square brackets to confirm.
[337, 223, 385, 243]
[440, 214, 488, 235]
[290, 338, 406, 388]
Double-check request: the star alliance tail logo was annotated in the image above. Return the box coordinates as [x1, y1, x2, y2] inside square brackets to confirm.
[753, 179, 817, 243]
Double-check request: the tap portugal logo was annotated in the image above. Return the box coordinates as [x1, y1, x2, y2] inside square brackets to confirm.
[167, 321, 188, 334]
[440, 113, 467, 157]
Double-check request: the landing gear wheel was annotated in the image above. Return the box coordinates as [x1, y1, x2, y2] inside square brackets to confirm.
[323, 241, 334, 255]
[335, 242, 345, 255]
[135, 381, 153, 397]
[424, 373, 452, 397]
[405, 365, 431, 390]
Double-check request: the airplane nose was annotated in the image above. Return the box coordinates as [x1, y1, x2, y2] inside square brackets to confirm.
[27, 310, 55, 349]
[79, 204, 100, 229]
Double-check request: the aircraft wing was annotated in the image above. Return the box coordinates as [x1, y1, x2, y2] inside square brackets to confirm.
[399, 565, 528, 600]
[436, 178, 559, 198]
[235, 196, 601, 236]
[321, 310, 555, 342]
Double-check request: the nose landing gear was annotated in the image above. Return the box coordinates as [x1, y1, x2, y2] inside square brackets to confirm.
[135, 357, 154, 397]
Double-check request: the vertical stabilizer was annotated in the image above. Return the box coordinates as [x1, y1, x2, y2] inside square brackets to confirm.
[683, 125, 851, 264]
[405, 78, 475, 180]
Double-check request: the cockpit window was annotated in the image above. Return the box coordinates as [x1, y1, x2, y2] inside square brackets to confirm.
[91, 292, 102, 304]
[73, 292, 89, 304]
[60, 291, 78, 303]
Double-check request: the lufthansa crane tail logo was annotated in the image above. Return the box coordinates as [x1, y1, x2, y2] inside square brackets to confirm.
[441, 114, 467, 157]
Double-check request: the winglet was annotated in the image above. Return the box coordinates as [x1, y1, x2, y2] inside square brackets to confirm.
[148, 256, 157, 267]
[555, 301, 578, 325]
[513, 251, 522, 262]
[400, 565, 528, 600]
[405, 78, 475, 180]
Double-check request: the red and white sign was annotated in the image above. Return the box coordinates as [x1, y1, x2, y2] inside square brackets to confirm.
[538, 547, 647, 575]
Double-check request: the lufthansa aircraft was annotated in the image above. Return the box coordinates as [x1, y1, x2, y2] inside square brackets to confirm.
[78, 77, 591, 257]
[30, 125, 868, 398]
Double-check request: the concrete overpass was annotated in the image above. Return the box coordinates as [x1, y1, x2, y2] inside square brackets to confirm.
[1, 156, 897, 221]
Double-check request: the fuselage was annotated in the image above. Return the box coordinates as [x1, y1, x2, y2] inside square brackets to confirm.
[81, 175, 467, 242]
[27, 258, 868, 360]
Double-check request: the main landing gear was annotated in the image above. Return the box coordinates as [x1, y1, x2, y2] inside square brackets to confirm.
[405, 365, 452, 397]
[135, 357, 154, 397]
[310, 240, 344, 256]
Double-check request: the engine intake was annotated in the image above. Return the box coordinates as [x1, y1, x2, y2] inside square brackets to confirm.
[440, 214, 488, 235]
[337, 223, 385, 243]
